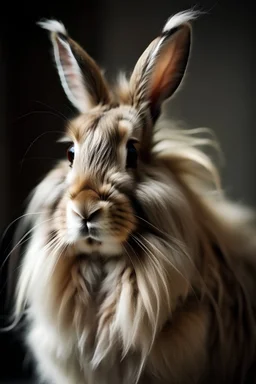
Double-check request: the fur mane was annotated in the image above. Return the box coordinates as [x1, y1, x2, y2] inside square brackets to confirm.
[10, 111, 256, 383]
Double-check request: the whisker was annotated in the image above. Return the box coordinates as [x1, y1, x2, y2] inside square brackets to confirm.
[138, 233, 196, 297]
[7, 236, 67, 328]
[131, 234, 171, 286]
[0, 231, 37, 299]
[20, 157, 60, 163]
[153, 234, 206, 296]
[129, 234, 163, 346]
[134, 214, 175, 240]
[1, 211, 49, 245]
[20, 130, 65, 174]
[13, 110, 68, 126]
[122, 240, 141, 272]
[33, 100, 73, 122]
[0, 225, 62, 331]
[134, 214, 205, 294]
[0, 218, 54, 273]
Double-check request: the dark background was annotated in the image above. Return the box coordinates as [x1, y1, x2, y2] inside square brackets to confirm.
[0, 0, 255, 382]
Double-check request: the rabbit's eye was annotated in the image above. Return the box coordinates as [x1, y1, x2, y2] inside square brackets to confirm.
[67, 145, 75, 166]
[126, 140, 137, 169]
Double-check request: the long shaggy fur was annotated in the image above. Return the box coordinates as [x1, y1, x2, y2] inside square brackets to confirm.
[10, 10, 256, 384]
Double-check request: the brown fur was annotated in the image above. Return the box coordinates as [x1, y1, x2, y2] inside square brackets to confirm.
[11, 11, 256, 384]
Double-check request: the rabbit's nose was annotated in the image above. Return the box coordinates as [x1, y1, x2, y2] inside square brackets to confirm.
[87, 208, 102, 223]
[81, 219, 89, 235]
[81, 221, 100, 239]
[71, 206, 102, 221]
[79, 208, 102, 236]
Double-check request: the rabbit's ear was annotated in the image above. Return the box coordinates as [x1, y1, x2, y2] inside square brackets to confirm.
[130, 11, 197, 119]
[38, 20, 111, 113]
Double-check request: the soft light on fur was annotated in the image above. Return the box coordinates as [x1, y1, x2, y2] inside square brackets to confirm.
[9, 10, 256, 384]
[162, 10, 199, 32]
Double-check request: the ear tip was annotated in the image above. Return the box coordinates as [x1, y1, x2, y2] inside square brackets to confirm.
[37, 19, 67, 36]
[162, 9, 199, 33]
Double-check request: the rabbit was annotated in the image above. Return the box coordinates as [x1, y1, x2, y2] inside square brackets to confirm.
[11, 9, 256, 384]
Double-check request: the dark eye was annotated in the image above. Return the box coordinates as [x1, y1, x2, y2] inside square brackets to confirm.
[126, 140, 138, 169]
[67, 145, 75, 166]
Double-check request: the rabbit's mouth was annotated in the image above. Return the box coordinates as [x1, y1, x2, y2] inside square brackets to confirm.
[86, 237, 102, 246]
[80, 220, 101, 241]
[73, 235, 123, 257]
[62, 189, 137, 256]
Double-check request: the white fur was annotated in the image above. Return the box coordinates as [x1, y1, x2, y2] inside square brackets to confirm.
[66, 201, 84, 242]
[38, 19, 67, 35]
[162, 10, 198, 33]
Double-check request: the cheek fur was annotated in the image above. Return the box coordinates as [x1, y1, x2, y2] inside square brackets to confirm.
[108, 196, 137, 242]
[52, 196, 70, 240]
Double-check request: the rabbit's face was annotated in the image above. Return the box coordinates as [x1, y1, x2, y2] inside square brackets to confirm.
[39, 15, 192, 254]
[54, 106, 141, 255]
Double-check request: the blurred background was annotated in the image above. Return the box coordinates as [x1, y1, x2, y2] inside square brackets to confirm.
[0, 0, 254, 382]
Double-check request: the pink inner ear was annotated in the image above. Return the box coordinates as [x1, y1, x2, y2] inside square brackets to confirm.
[53, 34, 111, 112]
[58, 39, 84, 87]
[53, 35, 92, 113]
[149, 25, 191, 108]
[58, 41, 78, 82]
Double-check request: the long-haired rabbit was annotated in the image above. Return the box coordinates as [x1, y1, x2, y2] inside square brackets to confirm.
[11, 10, 256, 384]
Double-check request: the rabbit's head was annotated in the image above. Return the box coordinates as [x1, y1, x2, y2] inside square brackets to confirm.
[35, 12, 195, 256]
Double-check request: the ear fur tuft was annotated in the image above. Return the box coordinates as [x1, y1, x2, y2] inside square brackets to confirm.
[37, 18, 111, 113]
[162, 10, 199, 33]
[37, 19, 67, 36]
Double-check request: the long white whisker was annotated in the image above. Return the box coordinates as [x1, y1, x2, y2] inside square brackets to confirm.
[134, 214, 204, 293]
[122, 242, 137, 271]
[10, 236, 67, 327]
[0, 218, 54, 273]
[138, 233, 197, 299]
[121, 227, 145, 271]
[1, 211, 49, 244]
[135, 214, 178, 241]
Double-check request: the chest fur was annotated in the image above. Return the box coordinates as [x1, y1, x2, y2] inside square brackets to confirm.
[26, 248, 213, 384]
[47, 256, 138, 367]
[29, 243, 193, 384]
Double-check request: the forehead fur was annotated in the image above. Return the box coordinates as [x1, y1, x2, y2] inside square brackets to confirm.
[67, 105, 141, 144]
